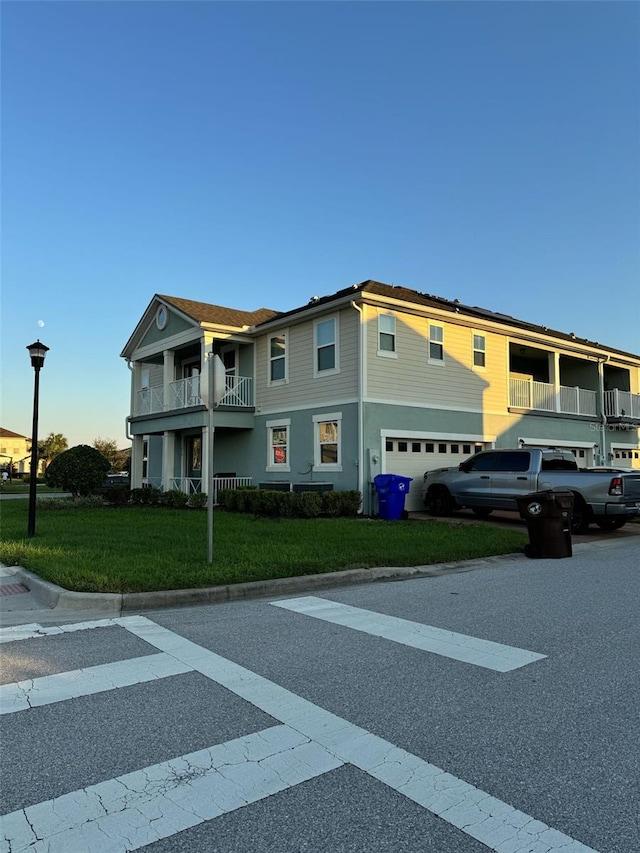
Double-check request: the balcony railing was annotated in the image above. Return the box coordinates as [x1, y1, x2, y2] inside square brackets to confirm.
[509, 378, 597, 416]
[135, 375, 253, 415]
[168, 476, 253, 501]
[604, 389, 640, 420]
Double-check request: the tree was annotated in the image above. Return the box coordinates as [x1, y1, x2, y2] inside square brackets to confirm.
[93, 438, 130, 473]
[38, 433, 68, 469]
[45, 445, 110, 497]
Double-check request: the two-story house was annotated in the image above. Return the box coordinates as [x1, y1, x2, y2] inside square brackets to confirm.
[0, 428, 37, 477]
[121, 280, 640, 513]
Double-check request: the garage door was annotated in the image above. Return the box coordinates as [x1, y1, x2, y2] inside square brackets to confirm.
[520, 442, 592, 467]
[384, 439, 486, 512]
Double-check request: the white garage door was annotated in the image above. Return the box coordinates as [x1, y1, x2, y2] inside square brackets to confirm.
[384, 439, 486, 512]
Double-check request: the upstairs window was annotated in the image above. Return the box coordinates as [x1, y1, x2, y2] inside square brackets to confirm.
[473, 333, 486, 367]
[429, 324, 444, 362]
[269, 333, 287, 383]
[315, 317, 338, 374]
[378, 314, 396, 355]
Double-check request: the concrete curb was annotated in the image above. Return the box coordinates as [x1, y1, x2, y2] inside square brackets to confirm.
[8, 537, 631, 615]
[11, 552, 525, 615]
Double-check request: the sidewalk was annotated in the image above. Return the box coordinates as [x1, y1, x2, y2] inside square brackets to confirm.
[1, 535, 636, 628]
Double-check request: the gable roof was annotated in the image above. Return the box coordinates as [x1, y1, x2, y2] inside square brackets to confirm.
[0, 428, 29, 440]
[159, 295, 279, 329]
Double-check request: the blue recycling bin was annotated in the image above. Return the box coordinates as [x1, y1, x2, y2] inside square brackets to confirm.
[374, 474, 413, 520]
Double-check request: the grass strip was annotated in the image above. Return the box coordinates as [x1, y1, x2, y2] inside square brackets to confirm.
[0, 500, 527, 594]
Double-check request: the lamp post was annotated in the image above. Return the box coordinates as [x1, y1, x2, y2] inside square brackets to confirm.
[26, 340, 49, 537]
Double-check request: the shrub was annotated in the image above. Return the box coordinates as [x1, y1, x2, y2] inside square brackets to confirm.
[130, 487, 163, 507]
[187, 492, 207, 509]
[291, 491, 322, 518]
[323, 490, 361, 517]
[159, 489, 188, 509]
[104, 485, 131, 507]
[44, 445, 110, 497]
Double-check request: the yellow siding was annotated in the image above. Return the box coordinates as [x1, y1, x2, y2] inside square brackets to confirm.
[255, 307, 359, 410]
[364, 306, 506, 413]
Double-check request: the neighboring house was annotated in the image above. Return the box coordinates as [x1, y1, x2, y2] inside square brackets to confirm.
[121, 280, 640, 513]
[0, 428, 37, 476]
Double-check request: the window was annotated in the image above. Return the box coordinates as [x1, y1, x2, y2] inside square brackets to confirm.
[451, 444, 459, 453]
[269, 333, 287, 383]
[463, 444, 471, 455]
[386, 439, 394, 451]
[425, 443, 434, 452]
[315, 317, 338, 374]
[429, 324, 444, 362]
[267, 420, 290, 471]
[438, 443, 447, 453]
[378, 314, 396, 354]
[473, 333, 486, 367]
[314, 412, 342, 469]
[412, 442, 421, 452]
[398, 442, 408, 452]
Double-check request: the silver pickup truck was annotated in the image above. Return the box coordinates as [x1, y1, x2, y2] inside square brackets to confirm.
[421, 448, 640, 532]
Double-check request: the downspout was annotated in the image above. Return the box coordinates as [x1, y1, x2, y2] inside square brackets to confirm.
[125, 359, 134, 442]
[351, 301, 365, 513]
[598, 356, 609, 465]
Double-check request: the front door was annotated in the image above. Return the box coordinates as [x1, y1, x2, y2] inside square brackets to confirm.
[185, 435, 202, 493]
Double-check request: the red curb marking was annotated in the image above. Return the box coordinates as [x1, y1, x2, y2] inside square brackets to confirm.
[0, 583, 29, 596]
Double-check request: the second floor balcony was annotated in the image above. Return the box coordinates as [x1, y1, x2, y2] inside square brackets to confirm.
[509, 377, 597, 417]
[604, 389, 640, 421]
[135, 375, 253, 416]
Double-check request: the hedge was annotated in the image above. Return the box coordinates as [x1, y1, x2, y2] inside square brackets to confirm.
[218, 488, 361, 518]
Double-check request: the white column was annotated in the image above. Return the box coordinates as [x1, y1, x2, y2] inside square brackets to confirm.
[162, 431, 175, 491]
[163, 351, 175, 411]
[131, 436, 144, 489]
[549, 352, 560, 411]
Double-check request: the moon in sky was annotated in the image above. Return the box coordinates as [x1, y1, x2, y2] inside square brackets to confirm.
[37, 320, 45, 327]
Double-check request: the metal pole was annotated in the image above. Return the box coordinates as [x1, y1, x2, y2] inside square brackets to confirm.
[27, 366, 41, 537]
[207, 351, 215, 564]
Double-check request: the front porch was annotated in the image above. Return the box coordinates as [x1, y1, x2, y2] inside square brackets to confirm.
[144, 475, 253, 503]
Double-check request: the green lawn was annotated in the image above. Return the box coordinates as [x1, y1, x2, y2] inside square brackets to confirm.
[0, 499, 527, 594]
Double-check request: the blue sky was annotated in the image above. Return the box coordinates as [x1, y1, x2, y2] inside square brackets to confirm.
[2, 1, 639, 448]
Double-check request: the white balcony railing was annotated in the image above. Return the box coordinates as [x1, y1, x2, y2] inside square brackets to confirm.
[135, 375, 253, 415]
[510, 378, 597, 416]
[604, 389, 640, 419]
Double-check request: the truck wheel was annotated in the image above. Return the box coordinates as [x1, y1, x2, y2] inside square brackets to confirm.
[428, 487, 455, 517]
[596, 519, 626, 531]
[570, 496, 591, 534]
[472, 508, 493, 518]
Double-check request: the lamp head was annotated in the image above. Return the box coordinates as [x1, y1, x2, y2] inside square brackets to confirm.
[26, 340, 49, 370]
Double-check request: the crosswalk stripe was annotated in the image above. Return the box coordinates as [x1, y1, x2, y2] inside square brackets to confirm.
[1, 725, 344, 853]
[0, 653, 192, 715]
[271, 596, 546, 671]
[121, 616, 595, 852]
[1, 616, 595, 852]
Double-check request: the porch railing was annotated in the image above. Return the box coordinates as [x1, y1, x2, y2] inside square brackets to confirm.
[604, 389, 640, 419]
[509, 378, 597, 416]
[167, 476, 253, 502]
[135, 375, 253, 415]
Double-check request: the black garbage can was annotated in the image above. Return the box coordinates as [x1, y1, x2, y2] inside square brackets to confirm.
[516, 490, 573, 559]
[374, 474, 413, 520]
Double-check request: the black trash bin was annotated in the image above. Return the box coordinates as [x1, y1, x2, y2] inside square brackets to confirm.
[515, 490, 573, 559]
[374, 474, 413, 520]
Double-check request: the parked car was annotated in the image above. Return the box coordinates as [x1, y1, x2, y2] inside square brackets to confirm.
[422, 449, 640, 533]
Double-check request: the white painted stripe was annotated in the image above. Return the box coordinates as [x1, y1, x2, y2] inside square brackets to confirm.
[271, 596, 546, 672]
[121, 616, 595, 852]
[0, 653, 192, 715]
[1, 725, 344, 853]
[0, 617, 126, 644]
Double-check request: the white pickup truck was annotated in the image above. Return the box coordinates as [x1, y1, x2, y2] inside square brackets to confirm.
[421, 448, 640, 532]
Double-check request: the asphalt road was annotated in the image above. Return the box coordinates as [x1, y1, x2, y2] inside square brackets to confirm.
[1, 538, 638, 853]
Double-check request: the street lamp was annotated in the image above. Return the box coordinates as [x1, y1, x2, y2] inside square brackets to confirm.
[26, 340, 49, 537]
